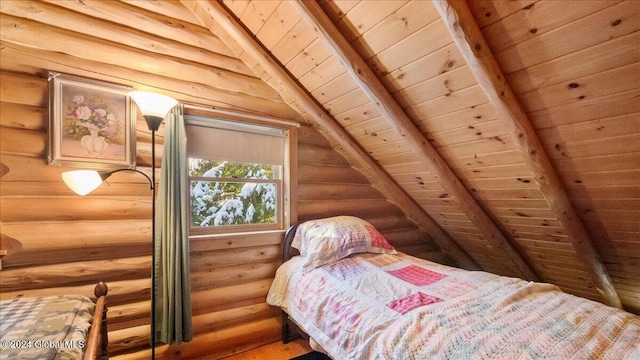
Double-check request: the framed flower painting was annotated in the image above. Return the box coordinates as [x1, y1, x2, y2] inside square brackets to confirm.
[48, 72, 137, 170]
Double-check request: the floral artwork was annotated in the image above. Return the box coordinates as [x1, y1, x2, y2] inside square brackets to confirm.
[48, 72, 136, 169]
[62, 88, 124, 156]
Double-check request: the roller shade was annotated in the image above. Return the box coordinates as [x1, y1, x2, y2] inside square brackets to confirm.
[185, 116, 285, 165]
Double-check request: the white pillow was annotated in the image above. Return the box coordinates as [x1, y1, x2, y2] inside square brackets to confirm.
[292, 216, 396, 270]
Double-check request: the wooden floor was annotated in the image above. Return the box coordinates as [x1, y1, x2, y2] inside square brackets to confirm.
[222, 339, 314, 360]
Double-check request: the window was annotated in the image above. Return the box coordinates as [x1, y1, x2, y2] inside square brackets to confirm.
[185, 113, 292, 234]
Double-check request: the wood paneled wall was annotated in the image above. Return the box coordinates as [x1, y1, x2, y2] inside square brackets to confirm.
[0, 71, 449, 358]
[212, 0, 639, 311]
[468, 0, 640, 313]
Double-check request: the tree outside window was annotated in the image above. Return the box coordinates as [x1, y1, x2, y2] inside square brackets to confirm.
[189, 159, 281, 228]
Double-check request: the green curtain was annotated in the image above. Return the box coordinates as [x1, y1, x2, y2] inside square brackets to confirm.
[154, 104, 193, 344]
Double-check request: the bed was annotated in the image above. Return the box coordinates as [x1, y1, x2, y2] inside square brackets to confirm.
[267, 216, 640, 359]
[0, 282, 109, 360]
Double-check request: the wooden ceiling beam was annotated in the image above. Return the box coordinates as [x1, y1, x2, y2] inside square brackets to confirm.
[179, 0, 480, 270]
[292, 1, 538, 281]
[433, 0, 622, 308]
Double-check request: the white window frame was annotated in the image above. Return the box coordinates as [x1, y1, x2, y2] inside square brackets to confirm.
[184, 106, 298, 236]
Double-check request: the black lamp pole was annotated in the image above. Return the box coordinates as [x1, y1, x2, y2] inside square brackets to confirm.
[118, 90, 176, 358]
[99, 114, 162, 359]
[144, 114, 164, 360]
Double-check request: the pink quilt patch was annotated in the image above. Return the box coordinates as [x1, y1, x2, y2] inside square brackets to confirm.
[366, 224, 394, 250]
[387, 292, 442, 314]
[387, 265, 447, 286]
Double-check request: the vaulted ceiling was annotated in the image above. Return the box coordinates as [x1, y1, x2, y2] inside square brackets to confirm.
[2, 0, 638, 313]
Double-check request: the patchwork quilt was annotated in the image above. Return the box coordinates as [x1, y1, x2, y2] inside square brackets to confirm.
[0, 295, 95, 360]
[267, 252, 640, 359]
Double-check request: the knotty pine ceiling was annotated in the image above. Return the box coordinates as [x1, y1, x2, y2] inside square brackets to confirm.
[1, 0, 638, 313]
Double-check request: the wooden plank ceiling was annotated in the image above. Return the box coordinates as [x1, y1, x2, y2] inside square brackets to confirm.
[183, 0, 638, 312]
[3, 0, 637, 313]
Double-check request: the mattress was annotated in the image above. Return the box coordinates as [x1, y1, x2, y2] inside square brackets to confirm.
[0, 294, 95, 360]
[268, 252, 640, 359]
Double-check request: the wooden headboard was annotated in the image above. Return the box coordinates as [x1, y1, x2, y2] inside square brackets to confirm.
[283, 224, 300, 262]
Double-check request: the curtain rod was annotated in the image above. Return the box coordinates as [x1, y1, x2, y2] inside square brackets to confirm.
[182, 103, 301, 128]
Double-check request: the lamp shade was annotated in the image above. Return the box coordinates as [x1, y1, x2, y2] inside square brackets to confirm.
[62, 170, 107, 196]
[129, 91, 178, 119]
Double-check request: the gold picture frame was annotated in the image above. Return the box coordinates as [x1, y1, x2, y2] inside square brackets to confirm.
[48, 72, 137, 170]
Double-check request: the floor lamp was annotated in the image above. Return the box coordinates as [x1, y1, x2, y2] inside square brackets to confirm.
[62, 91, 177, 359]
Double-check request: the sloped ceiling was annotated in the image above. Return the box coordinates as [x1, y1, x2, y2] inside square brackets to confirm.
[182, 0, 639, 312]
[1, 0, 637, 313]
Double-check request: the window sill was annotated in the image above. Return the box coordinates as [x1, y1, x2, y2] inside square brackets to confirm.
[189, 228, 287, 240]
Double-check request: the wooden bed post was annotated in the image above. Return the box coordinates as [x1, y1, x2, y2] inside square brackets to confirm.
[84, 281, 109, 360]
[96, 282, 109, 360]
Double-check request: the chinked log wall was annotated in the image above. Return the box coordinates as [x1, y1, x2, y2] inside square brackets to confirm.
[0, 71, 451, 359]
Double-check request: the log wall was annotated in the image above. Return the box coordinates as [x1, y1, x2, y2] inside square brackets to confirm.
[0, 69, 450, 359]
